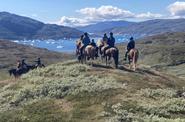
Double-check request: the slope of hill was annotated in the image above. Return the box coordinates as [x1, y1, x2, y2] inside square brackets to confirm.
[76, 21, 135, 33]
[0, 12, 83, 40]
[0, 61, 185, 122]
[0, 39, 74, 80]
[0, 31, 185, 121]
[118, 32, 185, 79]
[102, 19, 185, 36]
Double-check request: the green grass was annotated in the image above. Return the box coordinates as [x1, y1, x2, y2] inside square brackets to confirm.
[0, 61, 185, 122]
[0, 70, 9, 81]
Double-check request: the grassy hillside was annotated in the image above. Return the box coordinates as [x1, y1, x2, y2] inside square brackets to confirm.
[0, 61, 185, 122]
[0, 39, 75, 80]
[0, 31, 185, 122]
[117, 32, 185, 79]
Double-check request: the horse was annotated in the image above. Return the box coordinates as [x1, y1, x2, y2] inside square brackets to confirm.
[105, 47, 119, 68]
[97, 39, 119, 68]
[97, 39, 108, 60]
[76, 40, 85, 63]
[84, 45, 96, 65]
[9, 69, 19, 78]
[8, 68, 28, 78]
[8, 64, 40, 78]
[128, 49, 139, 71]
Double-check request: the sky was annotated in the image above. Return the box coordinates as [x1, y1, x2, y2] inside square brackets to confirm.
[0, 0, 185, 26]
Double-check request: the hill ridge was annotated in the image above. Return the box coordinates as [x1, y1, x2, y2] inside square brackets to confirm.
[0, 12, 83, 40]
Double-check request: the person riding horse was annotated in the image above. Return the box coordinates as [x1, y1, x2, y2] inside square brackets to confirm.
[21, 59, 28, 69]
[124, 37, 135, 61]
[90, 39, 98, 57]
[34, 58, 42, 67]
[79, 32, 91, 56]
[103, 32, 116, 56]
[16, 60, 21, 71]
[108, 32, 115, 47]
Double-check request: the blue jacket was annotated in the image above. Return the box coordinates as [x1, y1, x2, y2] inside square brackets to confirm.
[82, 36, 90, 46]
[108, 37, 115, 47]
[127, 40, 135, 51]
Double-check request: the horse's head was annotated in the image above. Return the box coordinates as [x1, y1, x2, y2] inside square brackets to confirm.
[97, 39, 104, 47]
[76, 40, 83, 55]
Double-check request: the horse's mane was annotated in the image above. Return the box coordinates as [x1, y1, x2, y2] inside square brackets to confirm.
[76, 40, 84, 48]
[97, 39, 103, 47]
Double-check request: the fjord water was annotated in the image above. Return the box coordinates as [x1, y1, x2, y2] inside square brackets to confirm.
[12, 36, 127, 53]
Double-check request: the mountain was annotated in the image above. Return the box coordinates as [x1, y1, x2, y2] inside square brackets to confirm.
[76, 20, 135, 33]
[0, 12, 83, 40]
[103, 19, 185, 36]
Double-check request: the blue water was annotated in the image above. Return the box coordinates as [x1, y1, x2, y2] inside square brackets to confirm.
[12, 36, 128, 53]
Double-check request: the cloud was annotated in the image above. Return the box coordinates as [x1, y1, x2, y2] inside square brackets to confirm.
[77, 5, 135, 20]
[136, 12, 163, 19]
[168, 1, 185, 16]
[56, 16, 90, 27]
[54, 5, 163, 27]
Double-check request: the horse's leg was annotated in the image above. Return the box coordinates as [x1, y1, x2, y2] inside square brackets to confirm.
[129, 59, 132, 69]
[133, 51, 136, 71]
[106, 56, 108, 66]
[107, 55, 110, 66]
[84, 55, 87, 64]
[101, 56, 104, 63]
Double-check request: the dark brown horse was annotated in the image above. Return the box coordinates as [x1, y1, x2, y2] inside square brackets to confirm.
[76, 40, 96, 64]
[97, 39, 119, 68]
[128, 49, 139, 71]
[105, 47, 119, 68]
[8, 64, 44, 78]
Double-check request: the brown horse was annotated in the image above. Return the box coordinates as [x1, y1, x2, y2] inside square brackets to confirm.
[76, 40, 96, 64]
[97, 39, 108, 60]
[76, 40, 85, 63]
[128, 49, 139, 71]
[105, 47, 119, 68]
[97, 40, 119, 68]
[84, 45, 96, 65]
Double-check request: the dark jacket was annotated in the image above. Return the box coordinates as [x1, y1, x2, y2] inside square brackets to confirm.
[108, 36, 115, 47]
[90, 42, 96, 47]
[103, 35, 108, 44]
[127, 40, 135, 51]
[82, 36, 90, 46]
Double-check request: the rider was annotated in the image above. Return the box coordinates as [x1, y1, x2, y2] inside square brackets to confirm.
[35, 58, 42, 67]
[80, 32, 90, 56]
[90, 39, 96, 47]
[16, 60, 21, 71]
[108, 32, 115, 47]
[102, 33, 110, 57]
[82, 32, 90, 47]
[21, 59, 28, 69]
[124, 37, 135, 61]
[102, 33, 108, 45]
[90, 39, 99, 57]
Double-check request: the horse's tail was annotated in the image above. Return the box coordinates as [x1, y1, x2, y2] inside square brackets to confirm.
[8, 69, 12, 76]
[114, 49, 119, 68]
[133, 49, 136, 64]
[42, 64, 45, 68]
[133, 49, 139, 64]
